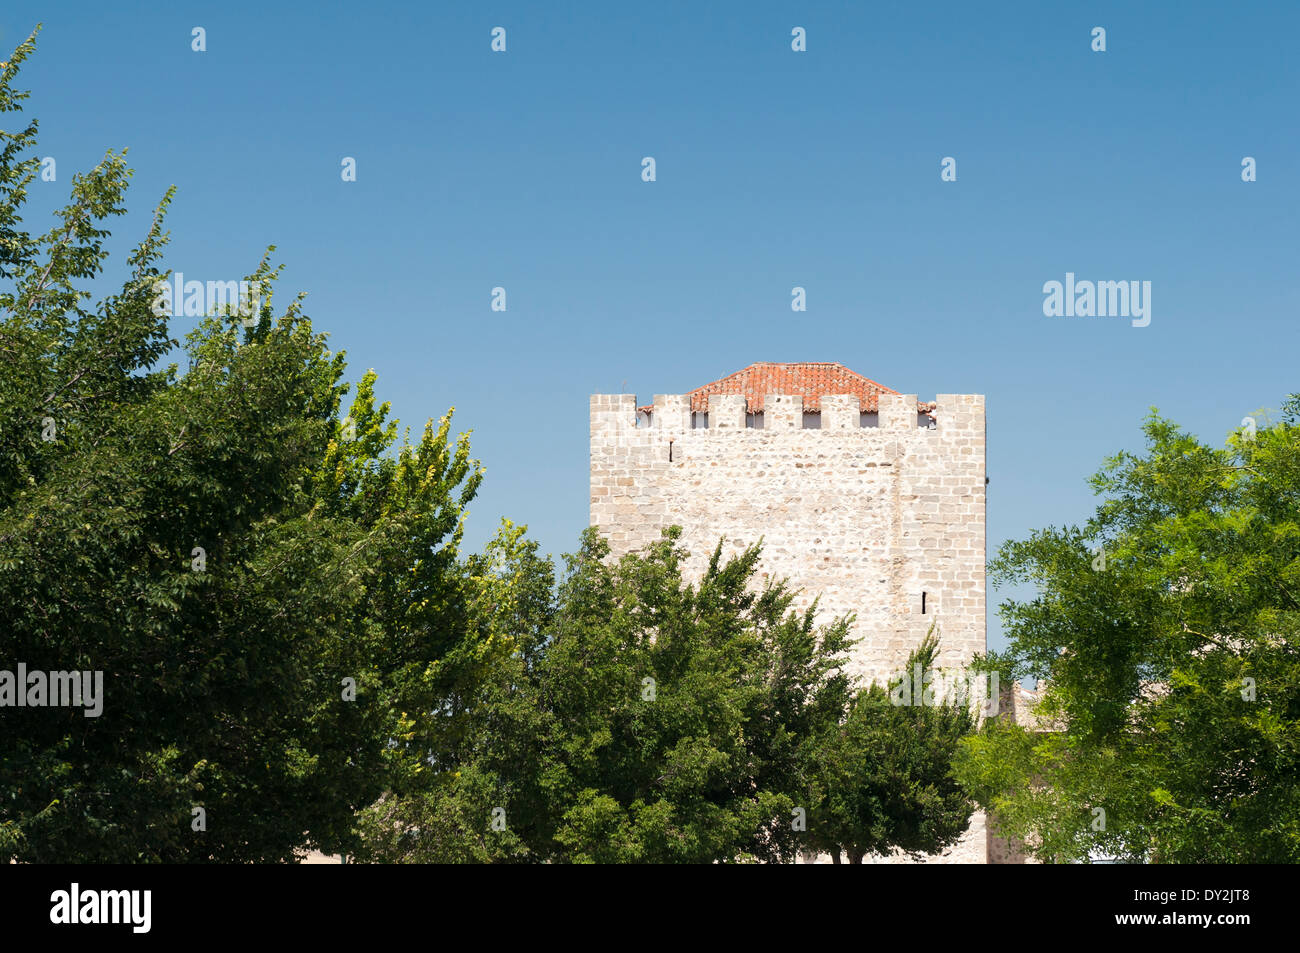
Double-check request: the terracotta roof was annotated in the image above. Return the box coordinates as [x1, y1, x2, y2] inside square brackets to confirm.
[638, 362, 905, 414]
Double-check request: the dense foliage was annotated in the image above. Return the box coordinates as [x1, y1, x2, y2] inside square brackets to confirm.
[807, 633, 975, 863]
[1, 29, 484, 862]
[958, 402, 1300, 862]
[359, 528, 979, 864]
[358, 527, 855, 863]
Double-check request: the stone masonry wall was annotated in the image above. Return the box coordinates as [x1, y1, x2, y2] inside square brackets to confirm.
[590, 390, 989, 862]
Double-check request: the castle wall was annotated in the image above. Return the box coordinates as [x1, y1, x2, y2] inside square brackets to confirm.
[590, 389, 989, 863]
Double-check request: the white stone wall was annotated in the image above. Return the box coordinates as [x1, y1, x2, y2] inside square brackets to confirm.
[590, 389, 989, 862]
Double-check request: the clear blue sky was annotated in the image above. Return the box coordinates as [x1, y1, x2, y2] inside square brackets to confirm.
[4, 2, 1297, 651]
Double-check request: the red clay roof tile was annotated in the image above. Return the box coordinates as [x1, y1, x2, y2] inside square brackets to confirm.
[639, 362, 903, 414]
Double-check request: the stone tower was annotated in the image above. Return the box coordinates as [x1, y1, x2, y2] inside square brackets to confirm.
[589, 361, 991, 862]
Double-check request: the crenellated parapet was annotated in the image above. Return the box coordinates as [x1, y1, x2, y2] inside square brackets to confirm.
[598, 392, 980, 436]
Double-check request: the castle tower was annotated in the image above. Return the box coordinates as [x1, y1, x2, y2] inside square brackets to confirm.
[590, 361, 990, 862]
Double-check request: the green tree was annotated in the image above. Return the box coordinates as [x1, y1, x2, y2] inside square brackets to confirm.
[806, 632, 977, 864]
[956, 402, 1300, 863]
[356, 519, 554, 863]
[359, 527, 857, 863]
[0, 28, 485, 862]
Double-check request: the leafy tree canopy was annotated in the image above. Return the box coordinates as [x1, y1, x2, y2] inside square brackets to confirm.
[359, 527, 857, 863]
[1, 27, 485, 862]
[808, 632, 976, 864]
[361, 528, 978, 864]
[958, 402, 1300, 863]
